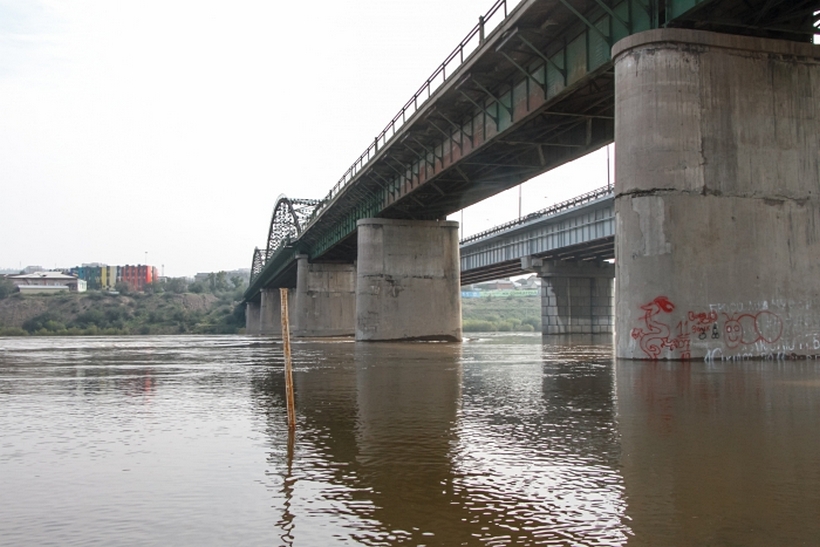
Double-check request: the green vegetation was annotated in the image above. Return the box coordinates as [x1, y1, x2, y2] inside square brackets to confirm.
[0, 278, 17, 300]
[1, 277, 544, 336]
[462, 293, 541, 332]
[0, 273, 249, 337]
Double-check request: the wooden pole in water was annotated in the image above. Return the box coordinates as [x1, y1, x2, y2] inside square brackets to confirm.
[280, 288, 296, 430]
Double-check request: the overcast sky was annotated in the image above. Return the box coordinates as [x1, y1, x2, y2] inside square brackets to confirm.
[1, 0, 609, 277]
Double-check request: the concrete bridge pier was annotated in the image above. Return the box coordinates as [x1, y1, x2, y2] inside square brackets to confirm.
[356, 218, 462, 341]
[258, 288, 293, 336]
[245, 301, 261, 335]
[291, 255, 357, 337]
[525, 258, 614, 335]
[614, 29, 820, 360]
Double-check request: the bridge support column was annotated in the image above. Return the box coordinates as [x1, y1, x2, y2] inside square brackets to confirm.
[292, 255, 356, 337]
[534, 259, 614, 335]
[356, 218, 461, 341]
[259, 288, 293, 336]
[614, 30, 820, 360]
[245, 301, 261, 335]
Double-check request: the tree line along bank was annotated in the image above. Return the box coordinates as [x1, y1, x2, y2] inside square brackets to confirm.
[0, 274, 247, 336]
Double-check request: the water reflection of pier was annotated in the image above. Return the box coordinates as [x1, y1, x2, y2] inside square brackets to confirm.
[616, 360, 820, 546]
[252, 338, 629, 545]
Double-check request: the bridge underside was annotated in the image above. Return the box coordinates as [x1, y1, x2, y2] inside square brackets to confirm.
[461, 235, 613, 285]
[300, 0, 817, 266]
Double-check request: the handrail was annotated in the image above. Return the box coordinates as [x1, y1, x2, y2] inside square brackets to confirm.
[459, 185, 613, 245]
[305, 0, 517, 228]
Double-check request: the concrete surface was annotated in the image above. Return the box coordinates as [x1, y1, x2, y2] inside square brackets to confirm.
[614, 29, 820, 360]
[259, 288, 282, 336]
[259, 288, 298, 337]
[356, 218, 462, 341]
[245, 301, 261, 335]
[536, 260, 614, 335]
[292, 255, 356, 337]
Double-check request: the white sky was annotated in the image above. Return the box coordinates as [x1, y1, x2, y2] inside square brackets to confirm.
[1, 0, 608, 277]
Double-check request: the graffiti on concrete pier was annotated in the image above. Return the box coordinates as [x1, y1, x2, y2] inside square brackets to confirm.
[632, 296, 794, 360]
[722, 311, 783, 349]
[631, 296, 691, 360]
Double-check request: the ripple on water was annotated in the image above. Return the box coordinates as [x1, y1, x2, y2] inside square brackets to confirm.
[1, 334, 819, 546]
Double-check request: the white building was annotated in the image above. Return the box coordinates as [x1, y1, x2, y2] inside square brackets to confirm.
[7, 271, 87, 294]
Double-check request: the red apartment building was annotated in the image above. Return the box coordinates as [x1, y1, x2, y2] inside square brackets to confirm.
[120, 265, 159, 291]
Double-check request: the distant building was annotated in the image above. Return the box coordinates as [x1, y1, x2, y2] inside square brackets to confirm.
[100, 265, 119, 291]
[515, 275, 541, 289]
[70, 265, 103, 290]
[8, 271, 86, 294]
[120, 264, 158, 291]
[68, 263, 158, 292]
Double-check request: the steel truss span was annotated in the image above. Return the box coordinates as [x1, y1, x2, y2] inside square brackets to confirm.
[249, 197, 321, 284]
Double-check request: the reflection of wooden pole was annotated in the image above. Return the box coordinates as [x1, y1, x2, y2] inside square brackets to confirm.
[280, 288, 296, 430]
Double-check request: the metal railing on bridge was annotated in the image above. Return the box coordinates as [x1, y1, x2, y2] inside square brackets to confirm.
[460, 184, 613, 245]
[459, 184, 615, 284]
[305, 0, 519, 229]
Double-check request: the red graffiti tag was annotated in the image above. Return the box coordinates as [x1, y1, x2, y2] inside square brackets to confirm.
[631, 296, 690, 359]
[723, 311, 783, 349]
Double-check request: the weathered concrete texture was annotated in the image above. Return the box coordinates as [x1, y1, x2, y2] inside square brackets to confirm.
[245, 301, 261, 335]
[356, 218, 462, 341]
[292, 255, 356, 337]
[537, 260, 614, 335]
[259, 288, 297, 336]
[614, 29, 820, 360]
[259, 288, 282, 336]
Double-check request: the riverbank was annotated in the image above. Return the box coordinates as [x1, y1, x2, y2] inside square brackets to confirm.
[462, 294, 541, 332]
[0, 291, 244, 336]
[0, 289, 541, 336]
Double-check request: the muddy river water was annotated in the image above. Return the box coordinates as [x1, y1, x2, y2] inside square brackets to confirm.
[1, 334, 818, 546]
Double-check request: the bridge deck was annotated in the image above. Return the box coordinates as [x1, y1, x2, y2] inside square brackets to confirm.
[460, 186, 614, 285]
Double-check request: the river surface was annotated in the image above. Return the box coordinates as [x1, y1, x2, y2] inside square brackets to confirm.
[1, 334, 818, 546]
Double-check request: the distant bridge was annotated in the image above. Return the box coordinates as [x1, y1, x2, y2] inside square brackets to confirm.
[459, 185, 613, 285]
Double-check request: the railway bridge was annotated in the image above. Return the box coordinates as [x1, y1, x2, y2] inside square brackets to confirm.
[244, 0, 820, 360]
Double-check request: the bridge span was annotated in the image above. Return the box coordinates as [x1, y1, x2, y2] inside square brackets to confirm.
[459, 185, 616, 334]
[244, 0, 820, 360]
[459, 185, 613, 285]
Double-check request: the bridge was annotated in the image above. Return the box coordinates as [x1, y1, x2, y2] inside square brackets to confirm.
[244, 0, 820, 360]
[459, 185, 616, 334]
[459, 185, 613, 284]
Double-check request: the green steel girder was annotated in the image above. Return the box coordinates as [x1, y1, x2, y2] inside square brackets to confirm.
[409, 135, 444, 165]
[437, 111, 474, 145]
[400, 140, 437, 171]
[458, 89, 501, 130]
[517, 34, 567, 83]
[498, 48, 548, 96]
[558, 0, 614, 45]
[427, 119, 464, 153]
[592, 0, 631, 31]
